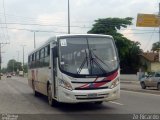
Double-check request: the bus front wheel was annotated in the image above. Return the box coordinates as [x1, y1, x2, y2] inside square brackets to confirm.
[47, 84, 57, 107]
[32, 80, 39, 96]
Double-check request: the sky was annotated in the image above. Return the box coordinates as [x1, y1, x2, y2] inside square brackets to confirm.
[0, 0, 159, 67]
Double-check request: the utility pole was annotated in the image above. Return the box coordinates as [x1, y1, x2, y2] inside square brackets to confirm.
[34, 31, 36, 48]
[17, 51, 19, 62]
[0, 43, 9, 80]
[12, 57, 14, 74]
[21, 45, 26, 77]
[0, 44, 1, 80]
[159, 3, 160, 62]
[30, 30, 38, 49]
[68, 0, 70, 34]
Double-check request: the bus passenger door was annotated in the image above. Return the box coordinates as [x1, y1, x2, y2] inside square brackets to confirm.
[52, 46, 57, 98]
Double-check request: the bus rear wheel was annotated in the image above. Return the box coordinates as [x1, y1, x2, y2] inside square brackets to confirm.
[47, 84, 57, 107]
[95, 101, 103, 104]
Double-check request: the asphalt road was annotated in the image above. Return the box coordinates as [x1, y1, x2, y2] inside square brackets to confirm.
[0, 76, 160, 119]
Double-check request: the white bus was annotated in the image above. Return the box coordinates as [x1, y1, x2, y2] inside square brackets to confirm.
[28, 34, 120, 106]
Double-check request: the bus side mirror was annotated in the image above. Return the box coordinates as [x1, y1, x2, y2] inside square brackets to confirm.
[53, 46, 58, 58]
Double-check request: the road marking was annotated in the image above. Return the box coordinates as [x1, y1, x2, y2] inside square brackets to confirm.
[121, 90, 160, 97]
[109, 101, 124, 106]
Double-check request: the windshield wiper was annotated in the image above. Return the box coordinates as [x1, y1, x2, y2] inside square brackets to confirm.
[90, 50, 111, 70]
[77, 49, 108, 75]
[77, 50, 88, 74]
[89, 49, 107, 74]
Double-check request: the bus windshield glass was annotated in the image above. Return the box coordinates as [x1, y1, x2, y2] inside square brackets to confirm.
[59, 36, 118, 76]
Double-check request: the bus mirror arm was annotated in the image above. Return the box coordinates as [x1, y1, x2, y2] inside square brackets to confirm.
[53, 46, 58, 58]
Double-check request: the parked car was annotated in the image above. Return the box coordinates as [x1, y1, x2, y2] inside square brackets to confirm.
[19, 71, 23, 76]
[6, 74, 12, 78]
[140, 72, 160, 90]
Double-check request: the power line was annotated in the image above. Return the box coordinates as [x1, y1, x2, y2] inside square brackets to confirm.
[143, 28, 156, 51]
[0, 26, 158, 35]
[0, 22, 91, 28]
[0, 26, 80, 34]
[0, 12, 93, 24]
[0, 22, 159, 33]
[120, 28, 158, 31]
[0, 12, 65, 23]
[122, 31, 159, 34]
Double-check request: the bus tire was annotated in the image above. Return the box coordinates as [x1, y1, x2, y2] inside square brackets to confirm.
[95, 101, 103, 104]
[47, 84, 57, 107]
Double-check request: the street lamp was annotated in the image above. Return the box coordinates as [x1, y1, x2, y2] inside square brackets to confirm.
[30, 30, 39, 49]
[68, 0, 70, 34]
[12, 56, 15, 74]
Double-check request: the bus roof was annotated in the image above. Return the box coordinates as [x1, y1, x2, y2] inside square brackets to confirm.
[56, 34, 113, 38]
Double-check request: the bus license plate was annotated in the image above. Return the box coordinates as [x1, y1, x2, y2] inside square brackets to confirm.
[88, 93, 97, 98]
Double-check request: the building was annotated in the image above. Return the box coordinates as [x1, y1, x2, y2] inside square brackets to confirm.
[139, 52, 160, 72]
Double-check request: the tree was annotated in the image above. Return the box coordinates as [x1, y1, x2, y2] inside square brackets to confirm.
[88, 17, 142, 73]
[23, 64, 28, 73]
[1, 68, 7, 73]
[7, 59, 23, 73]
[152, 42, 160, 52]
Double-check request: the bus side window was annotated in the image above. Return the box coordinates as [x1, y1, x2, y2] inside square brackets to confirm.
[40, 48, 45, 67]
[36, 51, 40, 68]
[28, 56, 31, 68]
[45, 45, 50, 57]
[44, 56, 49, 66]
[44, 45, 50, 67]
[47, 45, 50, 55]
[31, 53, 35, 68]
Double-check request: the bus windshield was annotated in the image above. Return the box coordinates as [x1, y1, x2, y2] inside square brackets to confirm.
[59, 36, 118, 76]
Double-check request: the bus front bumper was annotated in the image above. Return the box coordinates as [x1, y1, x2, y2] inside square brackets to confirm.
[57, 84, 120, 103]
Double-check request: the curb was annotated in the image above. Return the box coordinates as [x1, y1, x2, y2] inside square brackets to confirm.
[121, 88, 160, 95]
[120, 81, 139, 85]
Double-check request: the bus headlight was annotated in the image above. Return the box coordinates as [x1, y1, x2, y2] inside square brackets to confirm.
[110, 77, 120, 89]
[59, 79, 73, 90]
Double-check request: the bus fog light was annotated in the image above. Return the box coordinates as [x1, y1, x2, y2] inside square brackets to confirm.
[59, 79, 73, 90]
[110, 78, 119, 89]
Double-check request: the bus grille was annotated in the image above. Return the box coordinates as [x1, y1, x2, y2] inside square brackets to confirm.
[75, 86, 108, 90]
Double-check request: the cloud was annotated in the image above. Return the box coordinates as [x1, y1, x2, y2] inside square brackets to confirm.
[37, 12, 66, 24]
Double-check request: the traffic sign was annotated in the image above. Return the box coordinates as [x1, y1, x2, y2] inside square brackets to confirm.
[136, 13, 159, 27]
